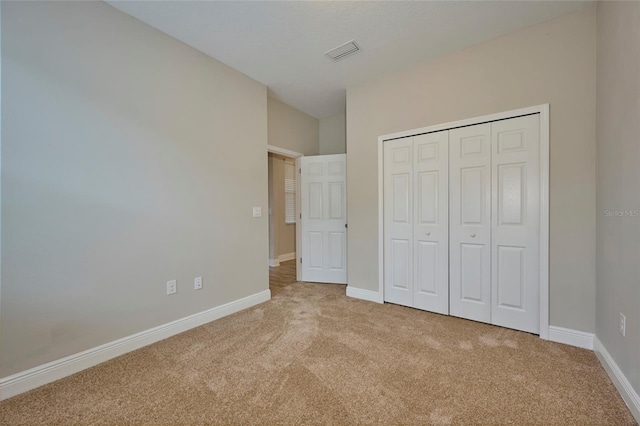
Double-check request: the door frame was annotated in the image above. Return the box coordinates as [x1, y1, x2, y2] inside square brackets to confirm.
[377, 104, 550, 340]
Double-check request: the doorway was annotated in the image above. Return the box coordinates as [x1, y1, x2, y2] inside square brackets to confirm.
[267, 145, 303, 294]
[268, 152, 298, 266]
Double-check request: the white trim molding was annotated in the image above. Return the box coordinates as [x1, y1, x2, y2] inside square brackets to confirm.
[267, 144, 303, 159]
[548, 326, 594, 350]
[594, 338, 640, 423]
[278, 252, 296, 262]
[0, 290, 271, 401]
[269, 258, 280, 267]
[346, 286, 384, 304]
[377, 104, 550, 339]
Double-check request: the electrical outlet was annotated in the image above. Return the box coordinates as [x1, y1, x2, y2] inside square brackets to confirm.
[194, 276, 203, 290]
[167, 280, 177, 295]
[619, 313, 626, 337]
[253, 207, 262, 217]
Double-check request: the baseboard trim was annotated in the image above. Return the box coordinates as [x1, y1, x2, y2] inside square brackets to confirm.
[547, 326, 594, 350]
[0, 289, 271, 401]
[346, 286, 384, 304]
[594, 337, 640, 422]
[278, 252, 296, 262]
[269, 258, 280, 267]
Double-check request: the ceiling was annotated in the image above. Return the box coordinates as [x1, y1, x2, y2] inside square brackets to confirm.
[107, 1, 590, 119]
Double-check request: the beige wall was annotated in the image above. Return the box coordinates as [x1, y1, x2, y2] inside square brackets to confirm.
[268, 154, 296, 261]
[595, 1, 640, 396]
[268, 97, 319, 156]
[1, 1, 268, 377]
[319, 113, 346, 155]
[346, 7, 597, 332]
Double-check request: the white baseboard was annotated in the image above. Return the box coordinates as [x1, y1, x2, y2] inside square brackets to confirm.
[0, 289, 271, 401]
[594, 337, 640, 423]
[269, 258, 280, 267]
[346, 286, 384, 304]
[547, 326, 594, 350]
[278, 252, 296, 262]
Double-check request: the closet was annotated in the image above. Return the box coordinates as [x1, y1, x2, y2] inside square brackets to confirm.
[383, 114, 540, 334]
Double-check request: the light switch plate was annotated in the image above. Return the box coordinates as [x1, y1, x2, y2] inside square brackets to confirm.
[166, 280, 177, 295]
[253, 207, 262, 217]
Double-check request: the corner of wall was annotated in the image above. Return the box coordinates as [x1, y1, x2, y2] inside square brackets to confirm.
[594, 338, 640, 422]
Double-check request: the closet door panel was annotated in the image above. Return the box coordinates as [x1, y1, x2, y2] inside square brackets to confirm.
[384, 138, 413, 307]
[491, 115, 540, 333]
[413, 131, 449, 314]
[450, 124, 492, 323]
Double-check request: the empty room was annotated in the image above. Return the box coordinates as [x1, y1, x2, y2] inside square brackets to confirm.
[1, 1, 638, 424]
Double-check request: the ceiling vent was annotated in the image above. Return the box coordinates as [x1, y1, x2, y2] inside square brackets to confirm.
[325, 40, 361, 62]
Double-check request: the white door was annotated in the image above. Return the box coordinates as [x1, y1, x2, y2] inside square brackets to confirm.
[299, 154, 347, 284]
[449, 124, 492, 323]
[383, 132, 449, 313]
[491, 115, 540, 333]
[384, 137, 414, 306]
[413, 132, 449, 314]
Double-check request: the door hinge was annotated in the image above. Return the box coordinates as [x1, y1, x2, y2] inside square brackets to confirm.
[300, 213, 302, 219]
[299, 168, 301, 174]
[300, 258, 302, 264]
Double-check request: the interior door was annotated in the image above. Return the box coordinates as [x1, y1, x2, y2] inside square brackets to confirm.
[449, 124, 492, 323]
[383, 137, 414, 306]
[413, 132, 449, 314]
[299, 154, 347, 284]
[491, 115, 540, 333]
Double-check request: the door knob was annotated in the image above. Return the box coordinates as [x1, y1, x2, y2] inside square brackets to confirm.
[425, 232, 431, 236]
[470, 233, 476, 238]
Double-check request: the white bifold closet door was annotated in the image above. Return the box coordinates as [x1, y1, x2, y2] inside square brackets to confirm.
[449, 116, 540, 333]
[449, 124, 492, 323]
[384, 131, 449, 314]
[490, 115, 540, 333]
[383, 114, 540, 334]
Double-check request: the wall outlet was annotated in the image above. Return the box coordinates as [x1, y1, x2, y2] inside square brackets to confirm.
[194, 276, 203, 290]
[166, 280, 177, 295]
[619, 313, 626, 337]
[253, 207, 262, 217]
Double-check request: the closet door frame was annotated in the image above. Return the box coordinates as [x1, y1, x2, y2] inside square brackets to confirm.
[377, 104, 550, 340]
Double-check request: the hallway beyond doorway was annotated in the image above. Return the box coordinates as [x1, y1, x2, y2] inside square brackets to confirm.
[269, 260, 297, 296]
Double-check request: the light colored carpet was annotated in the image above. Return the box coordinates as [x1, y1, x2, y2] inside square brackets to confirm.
[0, 260, 636, 425]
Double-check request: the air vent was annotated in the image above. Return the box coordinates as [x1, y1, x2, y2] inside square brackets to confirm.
[325, 40, 361, 62]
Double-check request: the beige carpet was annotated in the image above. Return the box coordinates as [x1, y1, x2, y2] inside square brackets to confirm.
[0, 260, 636, 425]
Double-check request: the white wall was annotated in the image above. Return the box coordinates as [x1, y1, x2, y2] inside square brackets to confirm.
[319, 113, 346, 155]
[268, 97, 319, 156]
[595, 0, 640, 398]
[1, 1, 268, 377]
[346, 7, 597, 332]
